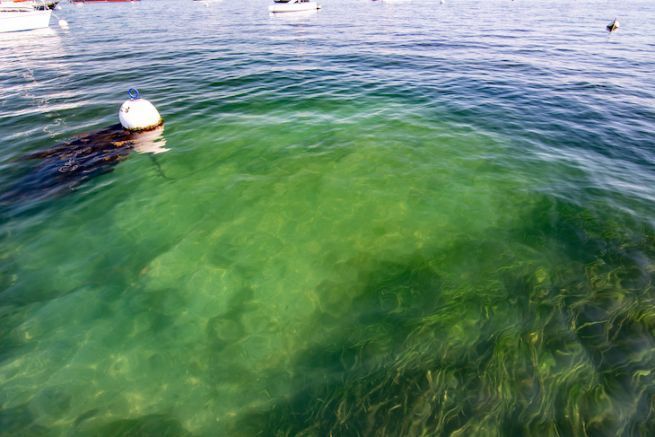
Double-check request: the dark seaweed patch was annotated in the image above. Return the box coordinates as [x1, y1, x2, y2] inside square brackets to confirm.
[1, 125, 135, 204]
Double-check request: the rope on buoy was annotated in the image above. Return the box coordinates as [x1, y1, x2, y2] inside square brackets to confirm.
[148, 154, 174, 181]
[128, 88, 140, 100]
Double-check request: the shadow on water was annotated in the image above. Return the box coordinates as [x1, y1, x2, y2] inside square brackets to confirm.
[224, 196, 655, 437]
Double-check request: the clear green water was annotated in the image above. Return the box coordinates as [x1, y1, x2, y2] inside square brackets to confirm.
[1, 0, 655, 435]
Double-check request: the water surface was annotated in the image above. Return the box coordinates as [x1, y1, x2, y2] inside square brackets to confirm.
[1, 0, 655, 435]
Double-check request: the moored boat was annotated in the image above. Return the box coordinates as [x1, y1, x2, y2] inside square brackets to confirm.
[269, 0, 320, 14]
[0, 1, 51, 32]
[71, 0, 139, 3]
[7, 0, 59, 10]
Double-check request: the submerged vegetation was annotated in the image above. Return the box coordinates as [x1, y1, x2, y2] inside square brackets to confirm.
[215, 198, 655, 436]
[2, 0, 654, 435]
[2, 117, 654, 435]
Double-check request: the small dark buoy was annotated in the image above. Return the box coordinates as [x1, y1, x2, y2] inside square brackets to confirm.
[607, 18, 619, 32]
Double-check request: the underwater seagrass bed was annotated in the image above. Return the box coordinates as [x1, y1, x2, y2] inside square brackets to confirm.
[1, 0, 655, 435]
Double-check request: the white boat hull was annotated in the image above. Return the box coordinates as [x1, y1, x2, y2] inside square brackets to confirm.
[269, 2, 320, 13]
[0, 10, 51, 32]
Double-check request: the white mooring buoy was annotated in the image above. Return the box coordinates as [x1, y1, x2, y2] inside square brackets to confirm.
[118, 88, 163, 131]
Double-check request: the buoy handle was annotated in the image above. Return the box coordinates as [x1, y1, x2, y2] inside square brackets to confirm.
[128, 88, 140, 100]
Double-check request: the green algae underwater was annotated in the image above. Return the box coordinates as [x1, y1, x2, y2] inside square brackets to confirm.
[2, 105, 655, 436]
[2, 0, 655, 435]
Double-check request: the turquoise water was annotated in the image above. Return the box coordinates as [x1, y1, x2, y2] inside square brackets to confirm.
[2, 0, 655, 435]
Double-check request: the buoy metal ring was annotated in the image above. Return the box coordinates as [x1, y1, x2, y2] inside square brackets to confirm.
[128, 88, 140, 100]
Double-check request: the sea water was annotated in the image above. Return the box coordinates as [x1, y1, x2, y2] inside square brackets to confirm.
[1, 0, 655, 435]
